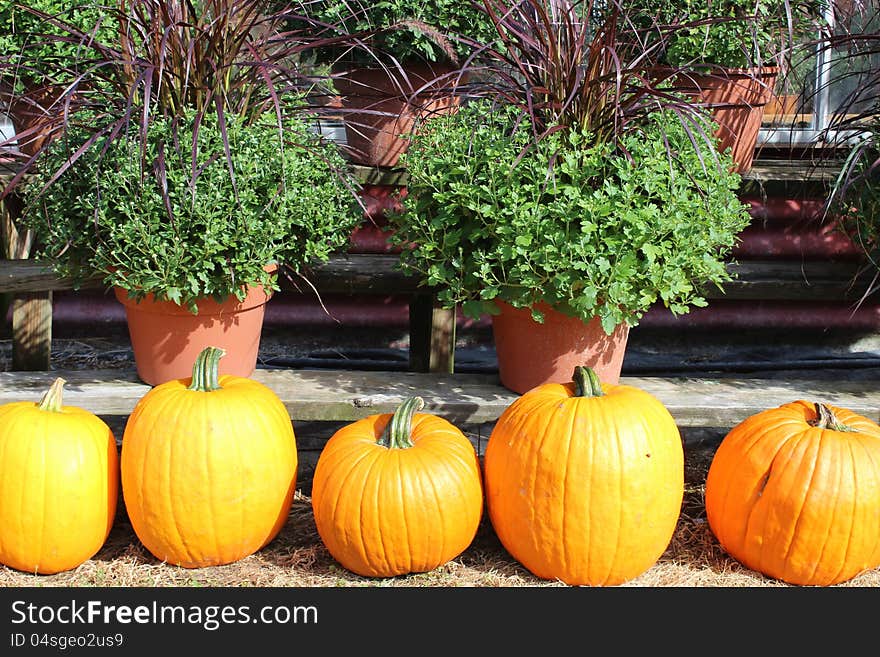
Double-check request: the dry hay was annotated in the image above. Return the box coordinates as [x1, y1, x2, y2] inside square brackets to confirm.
[3, 482, 880, 588]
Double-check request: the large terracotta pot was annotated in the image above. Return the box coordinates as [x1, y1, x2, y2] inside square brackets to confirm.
[114, 277, 274, 386]
[490, 300, 630, 395]
[333, 62, 461, 168]
[674, 66, 778, 173]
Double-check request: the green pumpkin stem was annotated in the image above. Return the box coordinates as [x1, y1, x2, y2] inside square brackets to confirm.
[573, 366, 604, 398]
[378, 396, 425, 449]
[37, 377, 67, 412]
[811, 402, 858, 433]
[187, 347, 226, 392]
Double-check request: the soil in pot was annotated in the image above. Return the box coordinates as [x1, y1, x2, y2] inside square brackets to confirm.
[490, 300, 630, 395]
[114, 282, 274, 386]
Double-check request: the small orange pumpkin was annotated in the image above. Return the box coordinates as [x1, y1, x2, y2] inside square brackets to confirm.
[0, 378, 119, 574]
[120, 346, 298, 568]
[484, 366, 684, 586]
[705, 400, 880, 586]
[311, 396, 484, 578]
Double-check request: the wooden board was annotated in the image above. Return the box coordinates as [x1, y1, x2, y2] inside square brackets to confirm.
[1, 257, 869, 300]
[1, 368, 878, 428]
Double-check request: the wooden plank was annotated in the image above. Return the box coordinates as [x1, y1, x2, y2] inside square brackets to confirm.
[0, 258, 90, 293]
[349, 164, 408, 187]
[294, 253, 423, 295]
[349, 159, 844, 190]
[744, 160, 841, 183]
[1, 368, 879, 428]
[0, 255, 426, 295]
[718, 259, 873, 301]
[1, 257, 870, 300]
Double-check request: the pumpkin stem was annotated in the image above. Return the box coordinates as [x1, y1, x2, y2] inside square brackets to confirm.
[811, 402, 858, 433]
[573, 366, 604, 398]
[37, 377, 67, 412]
[378, 396, 425, 449]
[187, 346, 226, 392]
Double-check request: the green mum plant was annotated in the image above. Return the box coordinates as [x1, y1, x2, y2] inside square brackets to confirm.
[390, 102, 752, 334]
[21, 110, 361, 312]
[387, 0, 754, 334]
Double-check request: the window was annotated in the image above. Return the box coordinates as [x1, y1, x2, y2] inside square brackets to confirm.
[760, 1, 880, 148]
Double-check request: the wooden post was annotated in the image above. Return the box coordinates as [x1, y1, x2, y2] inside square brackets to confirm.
[12, 291, 52, 370]
[408, 294, 456, 373]
[429, 305, 456, 374]
[2, 190, 52, 370]
[0, 191, 11, 325]
[408, 293, 432, 372]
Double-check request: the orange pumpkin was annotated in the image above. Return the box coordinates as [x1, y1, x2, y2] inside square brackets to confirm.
[705, 400, 880, 586]
[484, 366, 684, 586]
[311, 396, 484, 577]
[0, 378, 119, 574]
[120, 346, 297, 568]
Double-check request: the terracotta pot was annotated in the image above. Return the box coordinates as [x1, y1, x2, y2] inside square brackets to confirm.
[490, 300, 630, 394]
[1, 82, 66, 156]
[673, 66, 778, 173]
[114, 278, 275, 386]
[333, 62, 461, 168]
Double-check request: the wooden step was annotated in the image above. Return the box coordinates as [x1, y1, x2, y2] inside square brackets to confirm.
[1, 368, 877, 431]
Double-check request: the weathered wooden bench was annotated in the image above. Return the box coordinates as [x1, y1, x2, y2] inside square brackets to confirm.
[3, 365, 880, 427]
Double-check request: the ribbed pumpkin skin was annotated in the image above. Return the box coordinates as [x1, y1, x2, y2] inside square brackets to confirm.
[311, 410, 483, 577]
[0, 390, 118, 575]
[705, 400, 880, 586]
[121, 375, 298, 568]
[484, 380, 684, 586]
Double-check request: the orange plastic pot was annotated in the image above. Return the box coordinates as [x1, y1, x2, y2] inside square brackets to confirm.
[114, 279, 274, 386]
[675, 66, 778, 173]
[490, 300, 630, 394]
[333, 62, 461, 168]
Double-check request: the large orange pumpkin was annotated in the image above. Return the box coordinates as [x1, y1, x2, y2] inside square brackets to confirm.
[0, 378, 119, 574]
[120, 346, 297, 568]
[705, 400, 880, 586]
[311, 396, 484, 577]
[484, 366, 684, 586]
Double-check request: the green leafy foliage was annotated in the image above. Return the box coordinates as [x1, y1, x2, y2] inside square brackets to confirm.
[21, 110, 362, 311]
[631, 0, 826, 68]
[0, 1, 114, 91]
[389, 101, 753, 333]
[307, 0, 500, 64]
